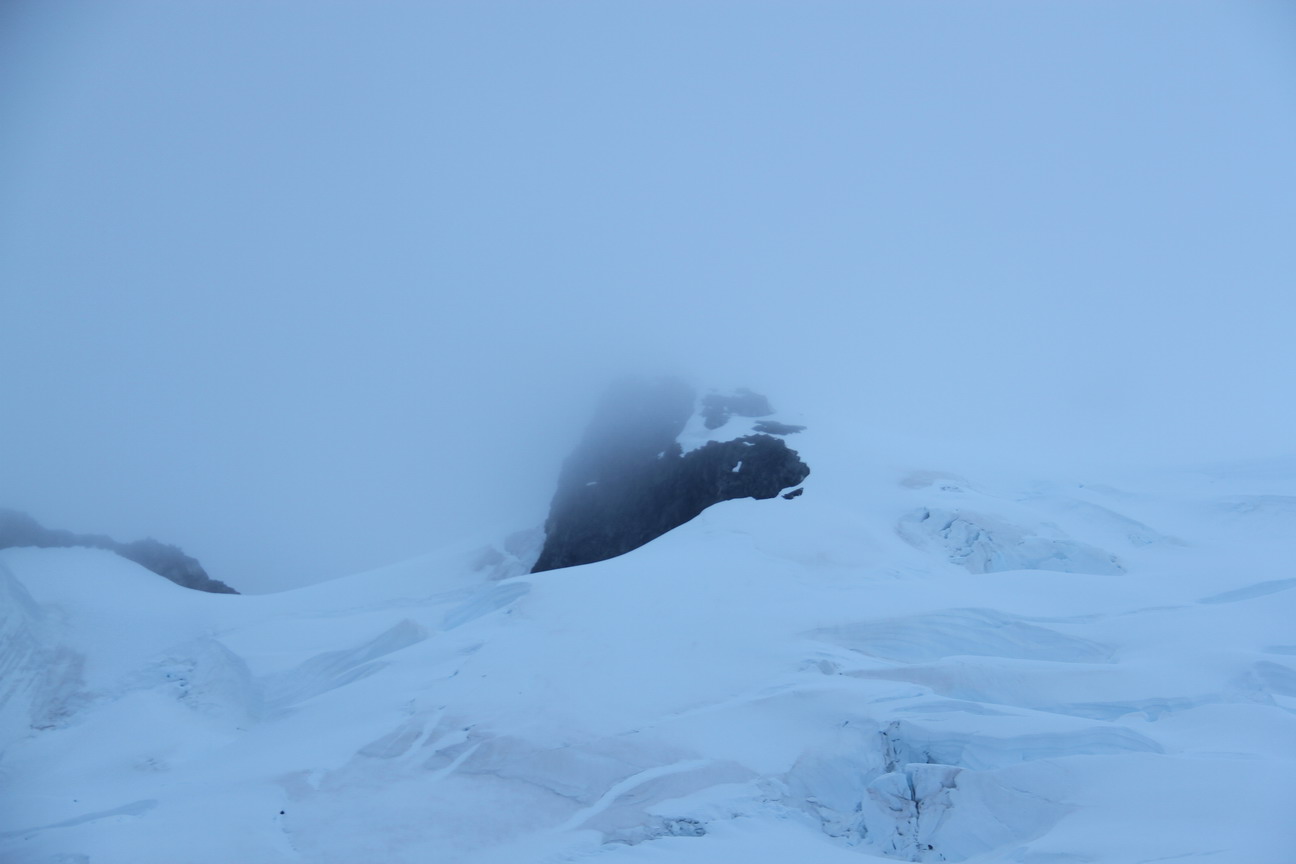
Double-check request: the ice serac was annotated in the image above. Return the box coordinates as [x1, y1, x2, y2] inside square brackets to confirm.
[0, 508, 237, 594]
[531, 377, 810, 573]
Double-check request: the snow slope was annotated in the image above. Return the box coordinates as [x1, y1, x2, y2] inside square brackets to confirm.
[3, 433, 1295, 863]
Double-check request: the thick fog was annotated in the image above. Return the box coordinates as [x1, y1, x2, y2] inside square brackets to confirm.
[3, 2, 1294, 591]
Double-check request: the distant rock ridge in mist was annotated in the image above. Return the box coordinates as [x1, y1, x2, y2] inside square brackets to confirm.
[531, 377, 810, 573]
[0, 508, 238, 594]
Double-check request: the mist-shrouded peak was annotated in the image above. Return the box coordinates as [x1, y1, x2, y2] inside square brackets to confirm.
[0, 508, 237, 594]
[531, 377, 810, 573]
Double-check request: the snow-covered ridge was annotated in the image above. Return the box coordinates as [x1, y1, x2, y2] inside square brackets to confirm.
[0, 508, 237, 594]
[2, 453, 1294, 862]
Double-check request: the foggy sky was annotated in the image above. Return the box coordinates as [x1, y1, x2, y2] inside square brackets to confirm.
[3, 1, 1295, 591]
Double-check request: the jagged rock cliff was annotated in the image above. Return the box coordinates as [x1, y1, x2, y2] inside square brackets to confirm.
[531, 377, 809, 573]
[0, 508, 238, 594]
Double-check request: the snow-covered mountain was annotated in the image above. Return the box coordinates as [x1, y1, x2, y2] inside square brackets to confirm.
[3, 401, 1294, 863]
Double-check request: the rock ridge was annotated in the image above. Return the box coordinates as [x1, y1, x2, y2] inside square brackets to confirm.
[0, 508, 238, 594]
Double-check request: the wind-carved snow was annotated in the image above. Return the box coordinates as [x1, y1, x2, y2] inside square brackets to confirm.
[0, 799, 158, 843]
[814, 608, 1111, 664]
[2, 457, 1295, 863]
[127, 638, 262, 723]
[260, 619, 429, 714]
[468, 528, 544, 581]
[897, 508, 1124, 575]
[1198, 577, 1296, 605]
[554, 758, 713, 831]
[1027, 497, 1182, 548]
[783, 718, 1084, 861]
[441, 582, 530, 630]
[0, 563, 90, 732]
[1215, 493, 1296, 519]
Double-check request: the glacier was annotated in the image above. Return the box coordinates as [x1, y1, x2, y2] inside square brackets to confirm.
[2, 425, 1294, 863]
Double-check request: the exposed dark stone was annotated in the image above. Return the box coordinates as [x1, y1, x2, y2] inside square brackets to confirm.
[531, 377, 809, 573]
[782, 487, 805, 500]
[700, 388, 773, 430]
[0, 508, 238, 594]
[752, 420, 806, 436]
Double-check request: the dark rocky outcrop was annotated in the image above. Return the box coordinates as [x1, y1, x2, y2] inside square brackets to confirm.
[700, 388, 773, 430]
[0, 508, 238, 594]
[531, 378, 809, 573]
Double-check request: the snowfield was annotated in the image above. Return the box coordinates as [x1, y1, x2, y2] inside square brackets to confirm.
[3, 432, 1294, 863]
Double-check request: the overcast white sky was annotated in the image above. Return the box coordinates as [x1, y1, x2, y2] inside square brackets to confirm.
[3, 1, 1295, 591]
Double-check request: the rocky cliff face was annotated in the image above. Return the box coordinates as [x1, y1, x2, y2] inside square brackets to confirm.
[531, 378, 809, 573]
[0, 509, 238, 594]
